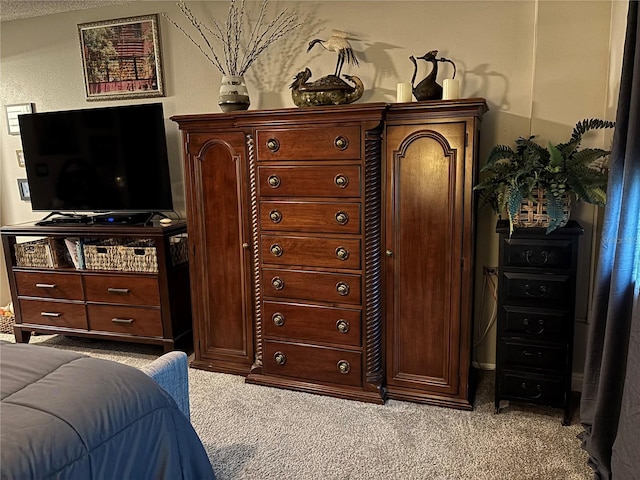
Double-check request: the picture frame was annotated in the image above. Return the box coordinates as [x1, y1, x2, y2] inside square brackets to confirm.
[17, 178, 30, 201]
[16, 150, 25, 167]
[5, 103, 34, 135]
[78, 14, 165, 101]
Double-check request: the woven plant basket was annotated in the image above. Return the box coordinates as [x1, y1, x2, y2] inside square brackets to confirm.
[513, 187, 571, 229]
[0, 315, 15, 334]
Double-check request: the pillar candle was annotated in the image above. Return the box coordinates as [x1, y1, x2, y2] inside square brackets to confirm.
[442, 79, 460, 100]
[396, 83, 412, 103]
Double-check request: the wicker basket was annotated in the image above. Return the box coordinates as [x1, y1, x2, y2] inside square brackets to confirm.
[0, 315, 14, 334]
[170, 235, 189, 266]
[513, 188, 571, 229]
[15, 238, 71, 268]
[84, 238, 158, 273]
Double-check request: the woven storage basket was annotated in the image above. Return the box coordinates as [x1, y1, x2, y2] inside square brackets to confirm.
[0, 315, 14, 334]
[84, 239, 158, 273]
[170, 236, 189, 266]
[15, 238, 71, 268]
[513, 188, 571, 229]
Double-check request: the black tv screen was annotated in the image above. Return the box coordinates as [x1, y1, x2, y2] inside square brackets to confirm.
[19, 103, 173, 213]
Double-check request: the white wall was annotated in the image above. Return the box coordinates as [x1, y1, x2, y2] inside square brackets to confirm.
[0, 0, 627, 376]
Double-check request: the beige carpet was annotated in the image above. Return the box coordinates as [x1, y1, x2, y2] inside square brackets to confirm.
[0, 333, 592, 480]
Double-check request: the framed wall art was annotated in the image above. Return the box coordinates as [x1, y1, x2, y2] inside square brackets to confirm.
[16, 150, 25, 167]
[5, 103, 34, 135]
[78, 14, 165, 101]
[17, 178, 30, 201]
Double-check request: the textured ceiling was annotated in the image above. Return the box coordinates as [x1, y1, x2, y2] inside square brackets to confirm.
[0, 1, 135, 22]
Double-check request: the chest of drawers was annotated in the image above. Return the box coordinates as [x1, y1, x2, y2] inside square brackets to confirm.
[494, 220, 583, 424]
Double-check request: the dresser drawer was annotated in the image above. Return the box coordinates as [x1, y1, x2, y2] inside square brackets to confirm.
[501, 306, 568, 340]
[261, 235, 361, 269]
[501, 339, 567, 371]
[258, 165, 361, 198]
[263, 268, 361, 305]
[498, 370, 566, 405]
[263, 301, 361, 346]
[19, 299, 87, 329]
[501, 238, 573, 270]
[263, 340, 362, 387]
[260, 201, 360, 234]
[84, 275, 160, 306]
[502, 272, 570, 308]
[256, 126, 361, 161]
[87, 304, 163, 336]
[15, 271, 83, 300]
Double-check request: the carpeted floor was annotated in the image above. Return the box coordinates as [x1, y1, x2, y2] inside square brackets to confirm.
[0, 333, 592, 479]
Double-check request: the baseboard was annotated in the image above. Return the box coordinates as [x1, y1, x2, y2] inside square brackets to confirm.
[472, 363, 584, 393]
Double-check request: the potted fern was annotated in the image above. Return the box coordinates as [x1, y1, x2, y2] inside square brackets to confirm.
[474, 118, 615, 233]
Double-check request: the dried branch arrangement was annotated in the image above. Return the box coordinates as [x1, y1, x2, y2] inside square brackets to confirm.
[164, 0, 302, 76]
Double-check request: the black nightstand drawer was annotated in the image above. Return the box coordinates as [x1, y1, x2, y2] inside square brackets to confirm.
[501, 306, 567, 340]
[503, 272, 571, 307]
[501, 238, 574, 270]
[499, 370, 566, 405]
[502, 339, 567, 371]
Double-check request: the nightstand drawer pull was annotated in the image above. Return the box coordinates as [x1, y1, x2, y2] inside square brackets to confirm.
[267, 175, 281, 188]
[524, 284, 547, 297]
[266, 138, 280, 152]
[334, 174, 349, 188]
[335, 247, 349, 260]
[334, 136, 348, 150]
[270, 244, 283, 257]
[525, 250, 549, 266]
[335, 211, 349, 225]
[112, 318, 134, 324]
[272, 313, 285, 327]
[274, 351, 286, 365]
[523, 318, 545, 334]
[271, 277, 284, 290]
[269, 210, 283, 223]
[40, 312, 61, 317]
[336, 282, 350, 296]
[336, 319, 350, 333]
[521, 382, 543, 399]
[522, 350, 543, 357]
[107, 288, 131, 294]
[337, 360, 351, 374]
[35, 283, 57, 289]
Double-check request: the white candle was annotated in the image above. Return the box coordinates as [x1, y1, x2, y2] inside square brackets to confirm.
[396, 83, 412, 103]
[443, 79, 460, 100]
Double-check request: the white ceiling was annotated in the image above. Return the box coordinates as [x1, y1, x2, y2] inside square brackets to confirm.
[0, 0, 135, 22]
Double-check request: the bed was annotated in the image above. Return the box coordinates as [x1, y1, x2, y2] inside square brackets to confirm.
[0, 340, 215, 479]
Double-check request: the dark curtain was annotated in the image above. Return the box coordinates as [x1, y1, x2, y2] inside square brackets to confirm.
[579, 1, 640, 479]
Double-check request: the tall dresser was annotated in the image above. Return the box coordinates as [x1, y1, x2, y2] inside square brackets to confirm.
[494, 220, 583, 424]
[172, 100, 487, 407]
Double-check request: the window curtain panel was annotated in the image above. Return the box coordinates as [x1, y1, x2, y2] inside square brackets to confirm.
[579, 1, 640, 479]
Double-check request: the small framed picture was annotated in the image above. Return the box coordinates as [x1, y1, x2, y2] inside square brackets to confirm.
[5, 103, 34, 135]
[16, 150, 25, 167]
[17, 178, 30, 201]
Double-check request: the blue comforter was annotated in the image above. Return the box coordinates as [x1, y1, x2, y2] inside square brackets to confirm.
[0, 341, 215, 479]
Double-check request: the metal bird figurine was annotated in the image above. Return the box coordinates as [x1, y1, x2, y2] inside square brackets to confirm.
[307, 30, 360, 77]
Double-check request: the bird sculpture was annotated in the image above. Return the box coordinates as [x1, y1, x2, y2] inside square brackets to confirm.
[307, 30, 360, 77]
[290, 68, 364, 107]
[410, 50, 457, 101]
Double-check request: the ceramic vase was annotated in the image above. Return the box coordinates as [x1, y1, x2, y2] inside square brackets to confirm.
[218, 75, 250, 112]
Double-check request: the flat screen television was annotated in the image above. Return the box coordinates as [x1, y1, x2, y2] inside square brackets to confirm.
[18, 102, 173, 217]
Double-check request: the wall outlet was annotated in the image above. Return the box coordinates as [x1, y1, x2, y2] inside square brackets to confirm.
[483, 266, 498, 276]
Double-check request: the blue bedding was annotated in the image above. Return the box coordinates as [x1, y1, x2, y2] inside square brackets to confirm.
[0, 341, 215, 479]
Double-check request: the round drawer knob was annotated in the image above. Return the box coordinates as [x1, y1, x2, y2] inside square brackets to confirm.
[266, 138, 280, 152]
[336, 320, 350, 333]
[334, 174, 349, 188]
[335, 247, 349, 260]
[272, 313, 285, 327]
[271, 277, 284, 290]
[386, 250, 393, 257]
[267, 175, 281, 188]
[242, 242, 250, 249]
[336, 282, 350, 296]
[523, 318, 529, 326]
[337, 360, 351, 374]
[334, 136, 348, 150]
[269, 210, 282, 223]
[274, 351, 286, 365]
[335, 211, 349, 225]
[270, 244, 283, 257]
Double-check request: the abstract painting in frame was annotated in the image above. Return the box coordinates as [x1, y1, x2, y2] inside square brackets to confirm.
[78, 14, 165, 101]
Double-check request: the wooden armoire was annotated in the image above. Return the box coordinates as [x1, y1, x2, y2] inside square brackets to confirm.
[172, 99, 487, 408]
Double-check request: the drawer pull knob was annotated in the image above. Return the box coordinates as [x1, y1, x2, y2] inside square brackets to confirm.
[40, 312, 61, 317]
[112, 318, 134, 324]
[334, 136, 348, 150]
[335, 247, 349, 260]
[269, 210, 283, 223]
[334, 174, 349, 188]
[336, 320, 350, 333]
[267, 175, 281, 188]
[520, 382, 543, 399]
[108, 288, 131, 294]
[336, 282, 350, 296]
[242, 242, 250, 249]
[525, 250, 549, 266]
[524, 284, 547, 297]
[35, 283, 57, 289]
[335, 211, 349, 225]
[386, 250, 393, 257]
[522, 350, 543, 357]
[337, 360, 351, 374]
[270, 244, 284, 257]
[274, 351, 286, 365]
[523, 318, 545, 334]
[271, 277, 284, 290]
[272, 313, 285, 327]
[266, 138, 280, 152]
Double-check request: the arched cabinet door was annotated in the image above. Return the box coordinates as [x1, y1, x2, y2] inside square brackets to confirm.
[384, 101, 486, 409]
[179, 129, 254, 375]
